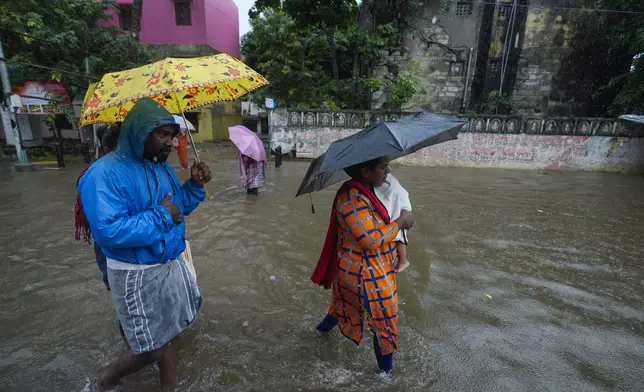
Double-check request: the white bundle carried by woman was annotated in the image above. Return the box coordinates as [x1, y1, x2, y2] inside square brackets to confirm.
[374, 174, 412, 243]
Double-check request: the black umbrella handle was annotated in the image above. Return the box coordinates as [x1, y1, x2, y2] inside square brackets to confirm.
[309, 193, 316, 214]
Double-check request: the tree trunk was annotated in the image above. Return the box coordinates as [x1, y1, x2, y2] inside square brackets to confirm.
[351, 0, 372, 108]
[55, 126, 65, 168]
[327, 25, 339, 80]
[132, 0, 143, 40]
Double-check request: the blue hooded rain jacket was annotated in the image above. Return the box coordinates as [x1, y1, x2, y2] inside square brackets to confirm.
[78, 98, 206, 264]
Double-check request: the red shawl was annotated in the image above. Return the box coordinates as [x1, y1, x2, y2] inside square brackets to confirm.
[74, 168, 91, 243]
[310, 179, 391, 289]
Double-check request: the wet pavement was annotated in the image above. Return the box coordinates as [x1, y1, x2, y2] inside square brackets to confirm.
[1, 146, 644, 391]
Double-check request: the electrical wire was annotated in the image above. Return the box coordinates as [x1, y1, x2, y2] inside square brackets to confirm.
[447, 0, 644, 15]
[0, 57, 99, 81]
[498, 0, 518, 104]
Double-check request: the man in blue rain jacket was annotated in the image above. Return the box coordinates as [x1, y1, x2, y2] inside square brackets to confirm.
[79, 98, 212, 391]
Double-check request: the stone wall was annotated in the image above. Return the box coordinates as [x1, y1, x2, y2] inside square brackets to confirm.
[375, 1, 586, 115]
[270, 109, 644, 172]
[372, 1, 483, 112]
[511, 5, 574, 114]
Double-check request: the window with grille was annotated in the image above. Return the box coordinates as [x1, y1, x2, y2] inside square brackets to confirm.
[498, 4, 512, 19]
[175, 1, 192, 26]
[488, 60, 502, 74]
[119, 5, 132, 31]
[455, 1, 473, 18]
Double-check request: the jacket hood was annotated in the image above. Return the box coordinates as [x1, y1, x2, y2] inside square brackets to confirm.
[117, 98, 178, 160]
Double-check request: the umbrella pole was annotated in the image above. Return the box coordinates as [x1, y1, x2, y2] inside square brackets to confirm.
[174, 93, 209, 198]
[183, 113, 200, 163]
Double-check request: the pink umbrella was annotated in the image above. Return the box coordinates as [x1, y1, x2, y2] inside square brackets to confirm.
[228, 125, 266, 162]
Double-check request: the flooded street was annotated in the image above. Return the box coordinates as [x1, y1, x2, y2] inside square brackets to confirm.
[1, 146, 644, 391]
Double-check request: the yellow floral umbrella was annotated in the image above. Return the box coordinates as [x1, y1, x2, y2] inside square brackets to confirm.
[79, 53, 269, 127]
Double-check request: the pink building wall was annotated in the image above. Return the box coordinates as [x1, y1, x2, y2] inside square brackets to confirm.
[105, 0, 240, 58]
[206, 0, 240, 59]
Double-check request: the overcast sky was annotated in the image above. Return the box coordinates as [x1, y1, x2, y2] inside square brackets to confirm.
[233, 0, 254, 38]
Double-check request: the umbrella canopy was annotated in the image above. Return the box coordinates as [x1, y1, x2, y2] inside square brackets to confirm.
[296, 111, 466, 196]
[172, 115, 196, 131]
[228, 125, 266, 162]
[79, 53, 269, 127]
[619, 115, 644, 124]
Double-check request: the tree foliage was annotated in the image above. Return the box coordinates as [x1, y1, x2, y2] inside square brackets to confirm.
[0, 0, 152, 101]
[555, 0, 644, 115]
[388, 60, 421, 110]
[242, 10, 330, 108]
[243, 0, 425, 110]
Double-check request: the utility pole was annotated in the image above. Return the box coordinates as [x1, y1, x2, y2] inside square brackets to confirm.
[0, 35, 28, 165]
[83, 57, 94, 163]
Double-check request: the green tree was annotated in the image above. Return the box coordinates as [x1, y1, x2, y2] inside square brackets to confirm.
[387, 61, 422, 110]
[0, 0, 152, 99]
[612, 51, 644, 114]
[245, 0, 399, 109]
[282, 0, 357, 81]
[248, 0, 282, 20]
[132, 0, 143, 40]
[242, 10, 329, 108]
[1, 0, 152, 164]
[555, 0, 644, 115]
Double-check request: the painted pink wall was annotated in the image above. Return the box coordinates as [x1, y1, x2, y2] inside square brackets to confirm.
[105, 0, 240, 57]
[206, 0, 240, 59]
[140, 0, 208, 46]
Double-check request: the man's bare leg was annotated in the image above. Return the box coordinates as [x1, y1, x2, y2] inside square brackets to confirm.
[395, 242, 410, 273]
[97, 350, 154, 391]
[156, 339, 179, 391]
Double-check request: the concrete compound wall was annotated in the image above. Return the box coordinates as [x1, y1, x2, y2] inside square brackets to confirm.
[401, 133, 644, 171]
[270, 109, 644, 172]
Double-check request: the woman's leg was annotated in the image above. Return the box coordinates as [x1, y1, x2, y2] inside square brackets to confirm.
[316, 314, 338, 334]
[365, 289, 393, 373]
[372, 334, 393, 373]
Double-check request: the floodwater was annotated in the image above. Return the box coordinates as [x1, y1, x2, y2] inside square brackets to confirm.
[1, 146, 644, 391]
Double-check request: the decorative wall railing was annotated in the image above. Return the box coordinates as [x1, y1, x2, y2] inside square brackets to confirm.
[285, 110, 411, 130]
[283, 110, 644, 138]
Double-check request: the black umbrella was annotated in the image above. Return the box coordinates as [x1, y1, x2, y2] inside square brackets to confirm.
[296, 111, 466, 196]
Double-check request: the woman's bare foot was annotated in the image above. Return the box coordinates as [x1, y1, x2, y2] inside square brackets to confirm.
[395, 259, 410, 273]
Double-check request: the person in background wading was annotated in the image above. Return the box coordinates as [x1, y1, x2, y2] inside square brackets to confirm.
[75, 124, 121, 289]
[74, 124, 127, 341]
[240, 153, 266, 195]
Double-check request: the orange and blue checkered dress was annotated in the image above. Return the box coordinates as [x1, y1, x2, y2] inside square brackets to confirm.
[327, 186, 400, 355]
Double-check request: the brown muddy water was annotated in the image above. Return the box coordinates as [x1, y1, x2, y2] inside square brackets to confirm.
[1, 146, 644, 391]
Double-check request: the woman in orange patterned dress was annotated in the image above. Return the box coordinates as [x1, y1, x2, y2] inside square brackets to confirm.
[311, 157, 414, 374]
